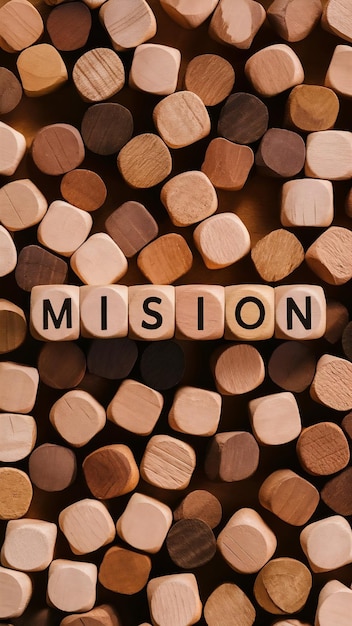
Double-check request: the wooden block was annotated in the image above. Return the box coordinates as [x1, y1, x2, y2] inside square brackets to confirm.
[0, 227, 16, 278]
[0, 121, 26, 176]
[37, 200, 92, 256]
[130, 44, 181, 95]
[16, 245, 67, 292]
[59, 498, 115, 555]
[201, 137, 254, 190]
[137, 233, 192, 284]
[129, 285, 175, 340]
[205, 431, 260, 481]
[50, 390, 106, 447]
[285, 85, 339, 132]
[251, 230, 304, 282]
[87, 337, 138, 380]
[105, 201, 158, 258]
[274, 284, 326, 340]
[73, 48, 125, 102]
[117, 133, 172, 188]
[46, 2, 92, 51]
[315, 580, 352, 626]
[267, 0, 322, 41]
[37, 341, 86, 389]
[147, 573, 202, 626]
[204, 583, 256, 626]
[209, 0, 266, 49]
[224, 285, 274, 341]
[30, 284, 80, 341]
[0, 468, 33, 520]
[99, 546, 151, 595]
[174, 490, 222, 529]
[245, 44, 304, 97]
[83, 444, 139, 499]
[305, 131, 352, 180]
[99, 0, 156, 51]
[0, 67, 22, 114]
[249, 391, 301, 446]
[322, 0, 352, 43]
[0, 0, 43, 51]
[80, 285, 128, 339]
[139, 340, 185, 390]
[175, 284, 224, 341]
[194, 213, 250, 269]
[259, 469, 319, 526]
[168, 385, 221, 436]
[297, 422, 350, 476]
[218, 508, 277, 574]
[0, 362, 38, 413]
[0, 566, 32, 619]
[60, 169, 107, 212]
[310, 354, 352, 410]
[166, 518, 216, 568]
[140, 434, 196, 489]
[0, 413, 36, 462]
[256, 129, 306, 178]
[0, 300, 27, 354]
[281, 178, 333, 227]
[324, 299, 349, 343]
[184, 54, 235, 106]
[218, 92, 268, 145]
[17, 44, 67, 97]
[31, 123, 84, 175]
[29, 443, 77, 491]
[268, 341, 316, 392]
[306, 226, 352, 284]
[212, 343, 265, 395]
[60, 605, 121, 626]
[47, 559, 97, 612]
[300, 515, 352, 573]
[0, 179, 47, 232]
[325, 45, 352, 98]
[70, 233, 127, 285]
[160, 0, 218, 28]
[321, 467, 352, 515]
[116, 492, 172, 553]
[161, 171, 217, 227]
[107, 379, 163, 435]
[153, 91, 211, 149]
[81, 103, 133, 156]
[1, 519, 57, 571]
[253, 558, 312, 615]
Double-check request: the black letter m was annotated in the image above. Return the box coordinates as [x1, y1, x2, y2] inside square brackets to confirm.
[43, 298, 72, 330]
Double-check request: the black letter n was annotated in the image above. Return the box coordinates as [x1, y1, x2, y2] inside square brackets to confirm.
[43, 298, 72, 330]
[286, 296, 312, 331]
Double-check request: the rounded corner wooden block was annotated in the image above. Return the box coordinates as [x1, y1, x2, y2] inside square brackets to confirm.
[0, 566, 32, 619]
[274, 284, 326, 340]
[140, 434, 196, 489]
[116, 492, 172, 553]
[175, 284, 225, 340]
[193, 212, 251, 269]
[168, 385, 221, 436]
[249, 391, 302, 446]
[1, 518, 57, 572]
[137, 233, 193, 284]
[73, 47, 125, 102]
[99, 0, 157, 51]
[281, 178, 334, 227]
[209, 0, 266, 49]
[47, 559, 97, 612]
[130, 43, 181, 95]
[70, 233, 128, 285]
[153, 91, 211, 149]
[50, 389, 106, 447]
[17, 43, 67, 97]
[245, 44, 304, 97]
[59, 498, 115, 554]
[107, 378, 163, 435]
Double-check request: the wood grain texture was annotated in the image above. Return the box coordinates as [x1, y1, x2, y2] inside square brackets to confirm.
[305, 131, 352, 180]
[249, 391, 302, 446]
[253, 558, 312, 615]
[61, 169, 107, 212]
[211, 343, 265, 395]
[1, 519, 57, 572]
[259, 469, 319, 526]
[322, 0, 352, 42]
[59, 498, 115, 554]
[107, 378, 163, 435]
[0, 0, 43, 51]
[0, 178, 47, 231]
[193, 212, 251, 269]
[205, 431, 260, 481]
[116, 492, 172, 553]
[0, 566, 32, 619]
[117, 133, 172, 188]
[47, 559, 97, 613]
[46, 2, 92, 51]
[31, 123, 84, 175]
[218, 92, 268, 145]
[153, 91, 211, 149]
[130, 43, 181, 95]
[175, 284, 225, 340]
[321, 466, 352, 515]
[73, 48, 125, 102]
[0, 361, 38, 413]
[296, 422, 350, 476]
[140, 434, 196, 489]
[0, 413, 36, 462]
[105, 201, 158, 257]
[281, 178, 334, 227]
[245, 44, 304, 97]
[310, 354, 352, 410]
[50, 390, 106, 447]
[83, 444, 139, 499]
[267, 0, 322, 42]
[325, 44, 352, 98]
[160, 0, 218, 28]
[81, 103, 133, 156]
[0, 121, 26, 176]
[255, 128, 306, 178]
[37, 341, 85, 388]
[224, 284, 274, 341]
[137, 233, 192, 283]
[251, 229, 304, 282]
[29, 444, 77, 492]
[128, 284, 175, 340]
[315, 580, 352, 626]
[160, 170, 217, 227]
[16, 245, 67, 292]
[306, 226, 352, 284]
[0, 468, 33, 520]
[184, 54, 234, 106]
[285, 85, 339, 132]
[17, 44, 67, 97]
[166, 518, 216, 568]
[0, 300, 27, 354]
[300, 515, 352, 573]
[60, 604, 121, 626]
[99, 0, 157, 51]
[268, 341, 316, 392]
[209, 0, 265, 49]
[0, 67, 22, 114]
[168, 385, 221, 436]
[204, 583, 256, 626]
[71, 233, 127, 285]
[147, 573, 202, 626]
[99, 546, 151, 595]
[173, 490, 222, 529]
[201, 137, 254, 190]
[37, 200, 92, 256]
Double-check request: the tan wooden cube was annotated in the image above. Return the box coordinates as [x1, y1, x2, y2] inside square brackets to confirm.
[306, 226, 352, 285]
[147, 573, 202, 626]
[209, 0, 265, 49]
[160, 0, 218, 29]
[281, 178, 333, 227]
[117, 133, 172, 188]
[212, 343, 265, 395]
[129, 285, 175, 340]
[0, 414, 36, 462]
[99, 546, 151, 595]
[140, 434, 196, 490]
[161, 171, 217, 227]
[175, 284, 225, 340]
[251, 230, 304, 282]
[0, 179, 47, 232]
[50, 390, 106, 447]
[310, 354, 352, 411]
[107, 378, 163, 435]
[0, 468, 33, 520]
[80, 285, 128, 339]
[0, 122, 26, 176]
[99, 0, 156, 51]
[130, 44, 181, 95]
[168, 386, 221, 436]
[70, 233, 127, 285]
[315, 580, 352, 626]
[184, 54, 235, 106]
[0, 0, 43, 51]
[0, 362, 38, 413]
[249, 392, 302, 446]
[225, 284, 275, 341]
[72, 48, 125, 103]
[259, 469, 319, 526]
[245, 44, 304, 97]
[325, 45, 352, 98]
[116, 492, 172, 553]
[174, 490, 222, 529]
[305, 131, 352, 180]
[193, 212, 251, 270]
[274, 284, 326, 340]
[296, 422, 350, 476]
[201, 138, 254, 191]
[205, 431, 260, 481]
[59, 498, 115, 555]
[267, 0, 322, 42]
[47, 559, 97, 612]
[153, 91, 211, 149]
[83, 444, 139, 499]
[0, 226, 17, 277]
[37, 200, 92, 257]
[0, 300, 27, 355]
[137, 233, 193, 284]
[0, 566, 32, 619]
[322, 0, 352, 43]
[30, 285, 80, 342]
[1, 519, 57, 571]
[17, 44, 68, 97]
[253, 558, 312, 615]
[300, 515, 352, 573]
[285, 85, 339, 132]
[204, 583, 256, 626]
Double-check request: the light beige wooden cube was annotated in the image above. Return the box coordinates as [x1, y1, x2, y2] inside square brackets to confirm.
[0, 122, 26, 176]
[37, 200, 92, 256]
[168, 386, 221, 436]
[140, 434, 196, 490]
[267, 0, 322, 42]
[107, 379, 163, 436]
[147, 573, 202, 626]
[160, 0, 218, 28]
[129, 285, 175, 341]
[80, 285, 128, 338]
[130, 44, 181, 95]
[322, 0, 352, 43]
[0, 414, 36, 462]
[160, 171, 217, 227]
[50, 390, 106, 447]
[17, 44, 68, 97]
[281, 179, 334, 227]
[300, 515, 352, 573]
[59, 498, 115, 555]
[153, 91, 211, 149]
[99, 0, 157, 51]
[305, 131, 352, 180]
[249, 391, 302, 446]
[315, 580, 352, 626]
[325, 45, 352, 98]
[209, 0, 265, 49]
[175, 284, 225, 340]
[70, 233, 128, 285]
[193, 213, 251, 269]
[0, 179, 47, 232]
[310, 354, 352, 411]
[30, 285, 80, 341]
[225, 285, 275, 341]
[0, 362, 38, 413]
[1, 519, 57, 571]
[245, 44, 304, 97]
[0, 566, 32, 619]
[305, 226, 352, 285]
[0, 227, 17, 277]
[274, 284, 326, 340]
[47, 559, 97, 612]
[116, 492, 172, 553]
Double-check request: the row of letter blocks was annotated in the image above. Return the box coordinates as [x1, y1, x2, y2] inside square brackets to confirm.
[30, 283, 326, 342]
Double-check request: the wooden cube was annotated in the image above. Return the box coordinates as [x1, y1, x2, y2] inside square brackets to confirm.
[59, 498, 115, 555]
[184, 54, 235, 107]
[305, 131, 352, 180]
[251, 230, 304, 282]
[0, 362, 38, 413]
[29, 443, 77, 492]
[0, 121, 26, 176]
[0, 179, 47, 232]
[274, 284, 326, 340]
[72, 48, 124, 103]
[17, 44, 68, 97]
[204, 583, 255, 626]
[255, 128, 306, 178]
[175, 284, 225, 340]
[46, 2, 92, 51]
[285, 84, 339, 132]
[117, 134, 172, 188]
[245, 44, 304, 97]
[60, 168, 107, 212]
[212, 343, 265, 395]
[0, 566, 32, 619]
[316, 580, 352, 626]
[209, 0, 265, 49]
[99, 0, 156, 51]
[174, 490, 222, 529]
[300, 515, 352, 572]
[0, 66, 22, 114]
[193, 213, 251, 269]
[322, 0, 352, 43]
[1, 519, 57, 571]
[310, 354, 352, 411]
[107, 379, 163, 436]
[105, 201, 158, 258]
[80, 285, 128, 338]
[259, 469, 319, 526]
[306, 226, 352, 285]
[0, 0, 43, 51]
[0, 226, 17, 277]
[153, 91, 211, 149]
[325, 45, 352, 98]
[37, 200, 92, 256]
[70, 233, 128, 285]
[201, 137, 254, 190]
[281, 178, 334, 227]
[129, 285, 175, 340]
[168, 386, 221, 436]
[268, 341, 316, 393]
[217, 92, 268, 145]
[249, 392, 302, 446]
[205, 431, 260, 481]
[160, 0, 218, 29]
[267, 0, 322, 42]
[140, 434, 196, 490]
[30, 285, 80, 341]
[166, 518, 216, 569]
[253, 558, 312, 615]
[225, 284, 275, 340]
[83, 444, 139, 499]
[50, 390, 106, 447]
[47, 559, 97, 612]
[116, 492, 172, 553]
[99, 546, 151, 595]
[0, 468, 33, 521]
[0, 299, 27, 355]
[147, 573, 202, 626]
[137, 233, 193, 284]
[0, 413, 36, 462]
[130, 44, 181, 95]
[160, 171, 217, 227]
[296, 422, 350, 476]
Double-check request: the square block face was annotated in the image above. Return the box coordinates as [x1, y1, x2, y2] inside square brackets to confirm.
[130, 43, 181, 95]
[80, 285, 128, 338]
[275, 284, 326, 340]
[225, 285, 275, 340]
[47, 559, 97, 613]
[300, 516, 352, 572]
[116, 492, 172, 553]
[325, 45, 352, 97]
[107, 379, 163, 435]
[175, 284, 224, 340]
[70, 233, 128, 285]
[147, 573, 202, 626]
[0, 362, 39, 413]
[305, 130, 352, 180]
[168, 386, 222, 436]
[1, 519, 57, 571]
[59, 499, 115, 554]
[30, 285, 80, 341]
[281, 178, 334, 227]
[129, 285, 175, 340]
[37, 200, 92, 256]
[193, 213, 251, 269]
[140, 435, 196, 490]
[249, 391, 302, 445]
[105, 201, 158, 257]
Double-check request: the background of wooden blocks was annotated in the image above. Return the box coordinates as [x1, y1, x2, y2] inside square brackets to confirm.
[259, 469, 319, 526]
[47, 559, 97, 612]
[204, 582, 256, 626]
[117, 133, 172, 188]
[60, 604, 120, 626]
[251, 230, 304, 282]
[249, 391, 302, 446]
[305, 131, 352, 180]
[99, 0, 157, 51]
[99, 546, 151, 595]
[0, 227, 17, 278]
[166, 518, 216, 568]
[16, 245, 68, 292]
[205, 431, 260, 481]
[253, 558, 312, 615]
[160, 0, 218, 29]
[201, 137, 254, 190]
[130, 44, 181, 95]
[140, 434, 196, 489]
[174, 489, 222, 529]
[153, 91, 211, 149]
[137, 233, 192, 284]
[0, 122, 26, 176]
[81, 102, 133, 156]
[83, 444, 139, 499]
[59, 499, 115, 555]
[255, 128, 306, 178]
[193, 213, 251, 269]
[285, 85, 339, 132]
[29, 443, 77, 492]
[147, 573, 202, 626]
[50, 390, 106, 447]
[116, 492, 172, 553]
[37, 200, 92, 257]
[105, 201, 158, 257]
[267, 0, 322, 42]
[46, 2, 92, 51]
[218, 92, 268, 145]
[209, 0, 265, 49]
[224, 284, 274, 341]
[73, 48, 125, 102]
[17, 44, 67, 97]
[184, 54, 235, 106]
[325, 45, 352, 97]
[315, 580, 352, 626]
[212, 343, 265, 395]
[168, 385, 221, 436]
[281, 178, 334, 227]
[0, 566, 32, 619]
[310, 354, 352, 411]
[70, 233, 128, 285]
[245, 44, 304, 97]
[322, 0, 352, 42]
[0, 300, 27, 355]
[0, 0, 43, 51]
[268, 341, 316, 392]
[60, 168, 107, 212]
[306, 226, 352, 285]
[129, 285, 175, 340]
[274, 284, 326, 340]
[30, 285, 80, 341]
[107, 378, 163, 435]
[296, 422, 350, 476]
[300, 515, 352, 573]
[0, 179, 47, 231]
[31, 123, 84, 175]
[80, 285, 128, 339]
[161, 171, 217, 227]
[0, 362, 38, 413]
[0, 413, 36, 462]
[1, 519, 57, 572]
[0, 468, 33, 520]
[175, 284, 225, 340]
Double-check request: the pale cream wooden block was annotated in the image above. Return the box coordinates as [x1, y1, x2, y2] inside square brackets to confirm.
[245, 44, 304, 97]
[175, 284, 225, 340]
[99, 0, 157, 51]
[153, 91, 211, 149]
[0, 0, 43, 52]
[305, 226, 352, 285]
[0, 362, 38, 413]
[128, 285, 175, 340]
[300, 515, 352, 573]
[225, 285, 275, 341]
[47, 559, 97, 612]
[193, 212, 251, 269]
[17, 44, 68, 97]
[0, 414, 36, 462]
[50, 390, 106, 447]
[0, 566, 32, 619]
[161, 171, 217, 227]
[116, 492, 172, 553]
[107, 379, 163, 436]
[70, 233, 128, 285]
[147, 573, 202, 626]
[0, 122, 26, 176]
[168, 386, 221, 436]
[249, 391, 302, 446]
[305, 131, 352, 180]
[160, 0, 218, 28]
[310, 354, 352, 411]
[130, 44, 181, 95]
[0, 179, 47, 232]
[80, 285, 128, 339]
[0, 226, 17, 277]
[315, 580, 352, 626]
[30, 285, 80, 341]
[37, 201, 92, 257]
[209, 0, 266, 49]
[325, 45, 352, 98]
[267, 0, 322, 42]
[217, 508, 277, 574]
[281, 179, 334, 227]
[59, 499, 115, 555]
[140, 434, 196, 490]
[322, 0, 352, 43]
[1, 519, 57, 572]
[275, 285, 326, 340]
